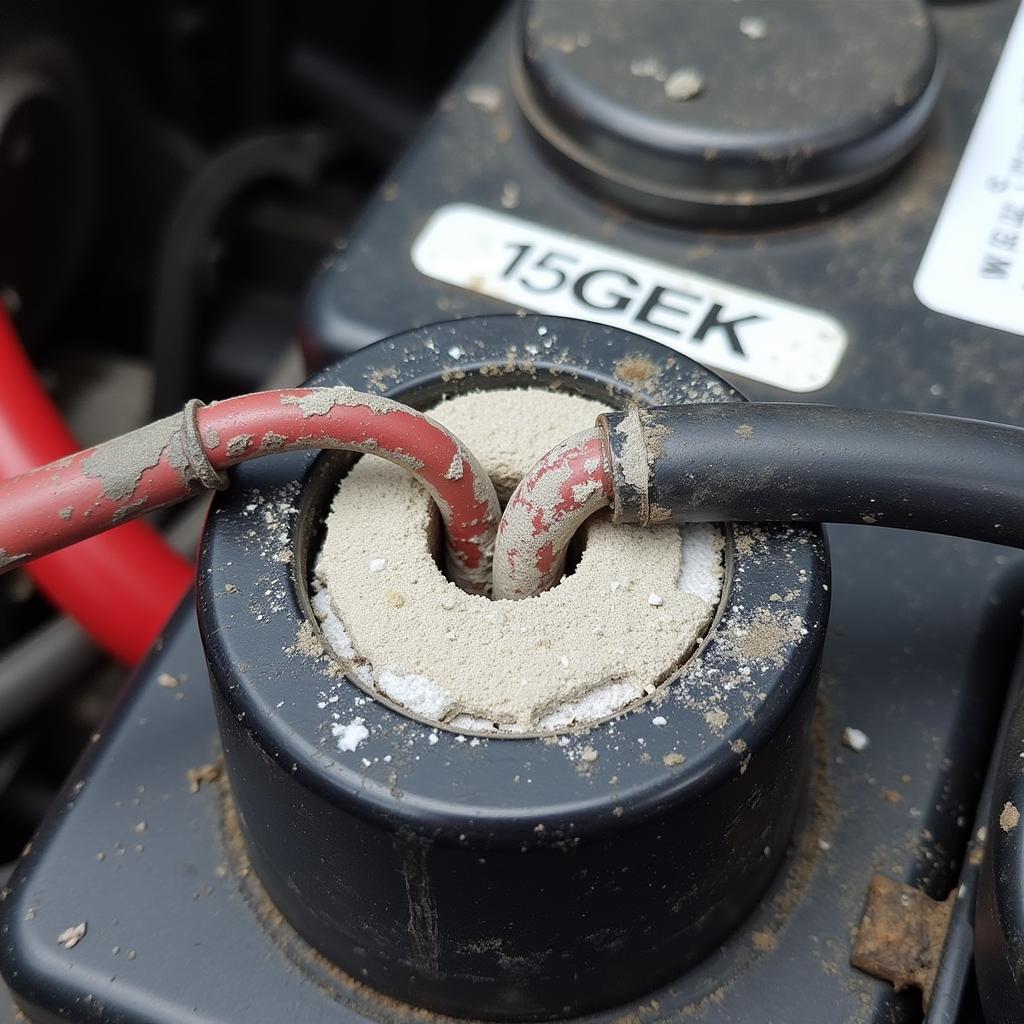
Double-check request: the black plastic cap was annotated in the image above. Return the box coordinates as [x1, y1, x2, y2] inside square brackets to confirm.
[515, 0, 943, 225]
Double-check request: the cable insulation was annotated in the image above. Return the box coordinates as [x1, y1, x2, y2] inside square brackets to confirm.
[493, 428, 612, 600]
[597, 403, 1024, 546]
[0, 386, 501, 595]
[0, 306, 192, 662]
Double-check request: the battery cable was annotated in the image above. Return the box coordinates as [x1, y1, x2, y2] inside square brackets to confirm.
[0, 386, 500, 597]
[0, 306, 192, 662]
[494, 402, 1024, 599]
[0, 389, 1021, 602]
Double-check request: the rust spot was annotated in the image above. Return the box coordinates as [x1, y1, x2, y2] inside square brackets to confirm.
[851, 874, 954, 1010]
[613, 354, 662, 392]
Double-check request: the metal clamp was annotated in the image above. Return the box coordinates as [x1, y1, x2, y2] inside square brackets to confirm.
[181, 399, 228, 491]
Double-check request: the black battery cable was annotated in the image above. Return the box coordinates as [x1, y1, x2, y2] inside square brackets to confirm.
[595, 403, 1024, 548]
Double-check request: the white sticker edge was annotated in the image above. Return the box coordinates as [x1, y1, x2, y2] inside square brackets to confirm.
[411, 203, 848, 394]
[914, 2, 1024, 337]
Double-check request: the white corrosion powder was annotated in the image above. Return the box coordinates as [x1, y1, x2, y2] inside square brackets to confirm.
[313, 389, 724, 733]
[331, 717, 369, 752]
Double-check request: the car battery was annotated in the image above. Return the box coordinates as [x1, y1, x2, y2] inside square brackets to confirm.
[2, 2, 1024, 1023]
[297, 0, 1024, 1017]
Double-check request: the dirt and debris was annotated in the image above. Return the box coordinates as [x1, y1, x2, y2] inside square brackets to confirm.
[291, 620, 327, 660]
[226, 434, 253, 457]
[258, 431, 287, 452]
[724, 607, 805, 668]
[663, 752, 686, 767]
[187, 761, 223, 793]
[613, 405, 650, 495]
[500, 181, 521, 210]
[613, 354, 663, 392]
[279, 386, 401, 419]
[842, 726, 870, 753]
[630, 57, 668, 82]
[705, 708, 728, 733]
[739, 15, 768, 40]
[111, 497, 148, 524]
[57, 922, 87, 949]
[157, 672, 179, 688]
[444, 452, 464, 481]
[664, 68, 704, 102]
[366, 366, 401, 393]
[465, 83, 503, 114]
[1000, 800, 1020, 832]
[80, 414, 186, 501]
[851, 874, 955, 1010]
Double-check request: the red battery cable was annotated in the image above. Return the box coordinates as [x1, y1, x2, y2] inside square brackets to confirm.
[0, 307, 192, 662]
[492, 428, 613, 600]
[0, 386, 501, 596]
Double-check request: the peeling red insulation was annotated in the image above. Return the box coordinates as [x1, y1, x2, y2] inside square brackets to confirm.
[492, 428, 613, 601]
[0, 307, 192, 663]
[0, 386, 502, 596]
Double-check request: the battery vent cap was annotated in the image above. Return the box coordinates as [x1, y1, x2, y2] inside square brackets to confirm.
[514, 0, 942, 225]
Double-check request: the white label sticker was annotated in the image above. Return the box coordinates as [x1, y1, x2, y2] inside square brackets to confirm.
[411, 204, 846, 393]
[915, 3, 1024, 336]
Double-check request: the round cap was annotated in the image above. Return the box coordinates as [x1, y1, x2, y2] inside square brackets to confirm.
[515, 0, 942, 224]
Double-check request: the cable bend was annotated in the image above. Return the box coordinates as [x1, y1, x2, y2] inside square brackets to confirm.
[0, 387, 501, 596]
[492, 428, 613, 601]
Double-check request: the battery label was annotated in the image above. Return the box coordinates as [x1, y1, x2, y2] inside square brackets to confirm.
[915, 3, 1024, 336]
[411, 204, 846, 393]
